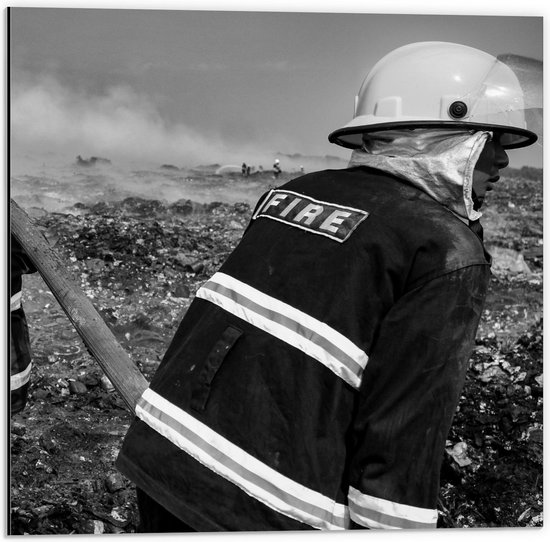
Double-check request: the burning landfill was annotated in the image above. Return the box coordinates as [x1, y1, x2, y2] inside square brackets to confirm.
[9, 162, 543, 533]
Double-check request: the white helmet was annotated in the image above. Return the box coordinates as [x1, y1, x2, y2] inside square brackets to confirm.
[329, 41, 538, 149]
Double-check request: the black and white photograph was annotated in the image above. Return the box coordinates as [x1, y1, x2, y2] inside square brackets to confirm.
[5, 0, 544, 537]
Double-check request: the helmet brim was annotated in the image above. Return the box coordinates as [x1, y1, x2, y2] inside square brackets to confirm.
[328, 120, 538, 150]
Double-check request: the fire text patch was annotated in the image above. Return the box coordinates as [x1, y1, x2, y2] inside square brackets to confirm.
[252, 189, 369, 243]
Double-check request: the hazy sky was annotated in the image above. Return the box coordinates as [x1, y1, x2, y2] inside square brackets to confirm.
[9, 4, 543, 169]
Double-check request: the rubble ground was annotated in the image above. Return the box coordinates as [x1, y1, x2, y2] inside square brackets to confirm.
[9, 170, 543, 533]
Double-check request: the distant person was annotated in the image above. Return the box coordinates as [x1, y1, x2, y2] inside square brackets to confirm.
[241, 162, 247, 177]
[273, 158, 281, 179]
[300, 165, 305, 174]
[10, 236, 37, 415]
[247, 165, 251, 177]
[117, 42, 538, 532]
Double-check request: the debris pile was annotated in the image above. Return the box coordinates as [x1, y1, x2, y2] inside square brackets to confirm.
[439, 319, 543, 528]
[10, 197, 252, 534]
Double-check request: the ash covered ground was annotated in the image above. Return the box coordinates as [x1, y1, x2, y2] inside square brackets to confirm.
[9, 162, 543, 533]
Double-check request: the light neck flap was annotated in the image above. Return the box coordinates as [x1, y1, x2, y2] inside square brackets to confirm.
[348, 128, 491, 222]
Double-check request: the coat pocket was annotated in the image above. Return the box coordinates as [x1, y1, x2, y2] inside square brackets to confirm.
[191, 325, 243, 412]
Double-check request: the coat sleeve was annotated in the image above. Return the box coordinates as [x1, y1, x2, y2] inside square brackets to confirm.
[10, 235, 37, 415]
[347, 264, 490, 529]
[11, 236, 37, 289]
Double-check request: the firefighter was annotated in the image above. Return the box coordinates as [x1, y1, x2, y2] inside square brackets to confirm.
[116, 42, 538, 531]
[273, 158, 282, 178]
[10, 236, 37, 415]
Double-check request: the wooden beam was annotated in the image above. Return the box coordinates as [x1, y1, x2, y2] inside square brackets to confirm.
[10, 199, 149, 413]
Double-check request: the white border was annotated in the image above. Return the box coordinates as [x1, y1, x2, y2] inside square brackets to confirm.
[2, 3, 547, 542]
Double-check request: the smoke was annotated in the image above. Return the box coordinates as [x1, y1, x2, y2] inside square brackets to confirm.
[10, 74, 277, 169]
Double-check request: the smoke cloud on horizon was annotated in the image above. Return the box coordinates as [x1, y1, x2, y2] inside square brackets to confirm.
[10, 74, 282, 172]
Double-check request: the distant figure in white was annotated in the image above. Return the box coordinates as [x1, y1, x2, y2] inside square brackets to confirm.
[273, 159, 282, 179]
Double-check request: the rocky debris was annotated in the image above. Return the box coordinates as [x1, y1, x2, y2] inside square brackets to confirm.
[12, 422, 27, 436]
[482, 173, 543, 274]
[39, 432, 59, 454]
[446, 442, 472, 467]
[75, 155, 112, 167]
[174, 283, 191, 298]
[68, 380, 88, 395]
[487, 246, 533, 278]
[80, 519, 105, 534]
[33, 198, 252, 318]
[105, 472, 126, 493]
[478, 365, 509, 384]
[10, 197, 254, 534]
[439, 318, 543, 528]
[100, 375, 115, 392]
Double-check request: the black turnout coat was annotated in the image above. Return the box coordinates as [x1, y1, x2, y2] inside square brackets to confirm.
[116, 166, 491, 531]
